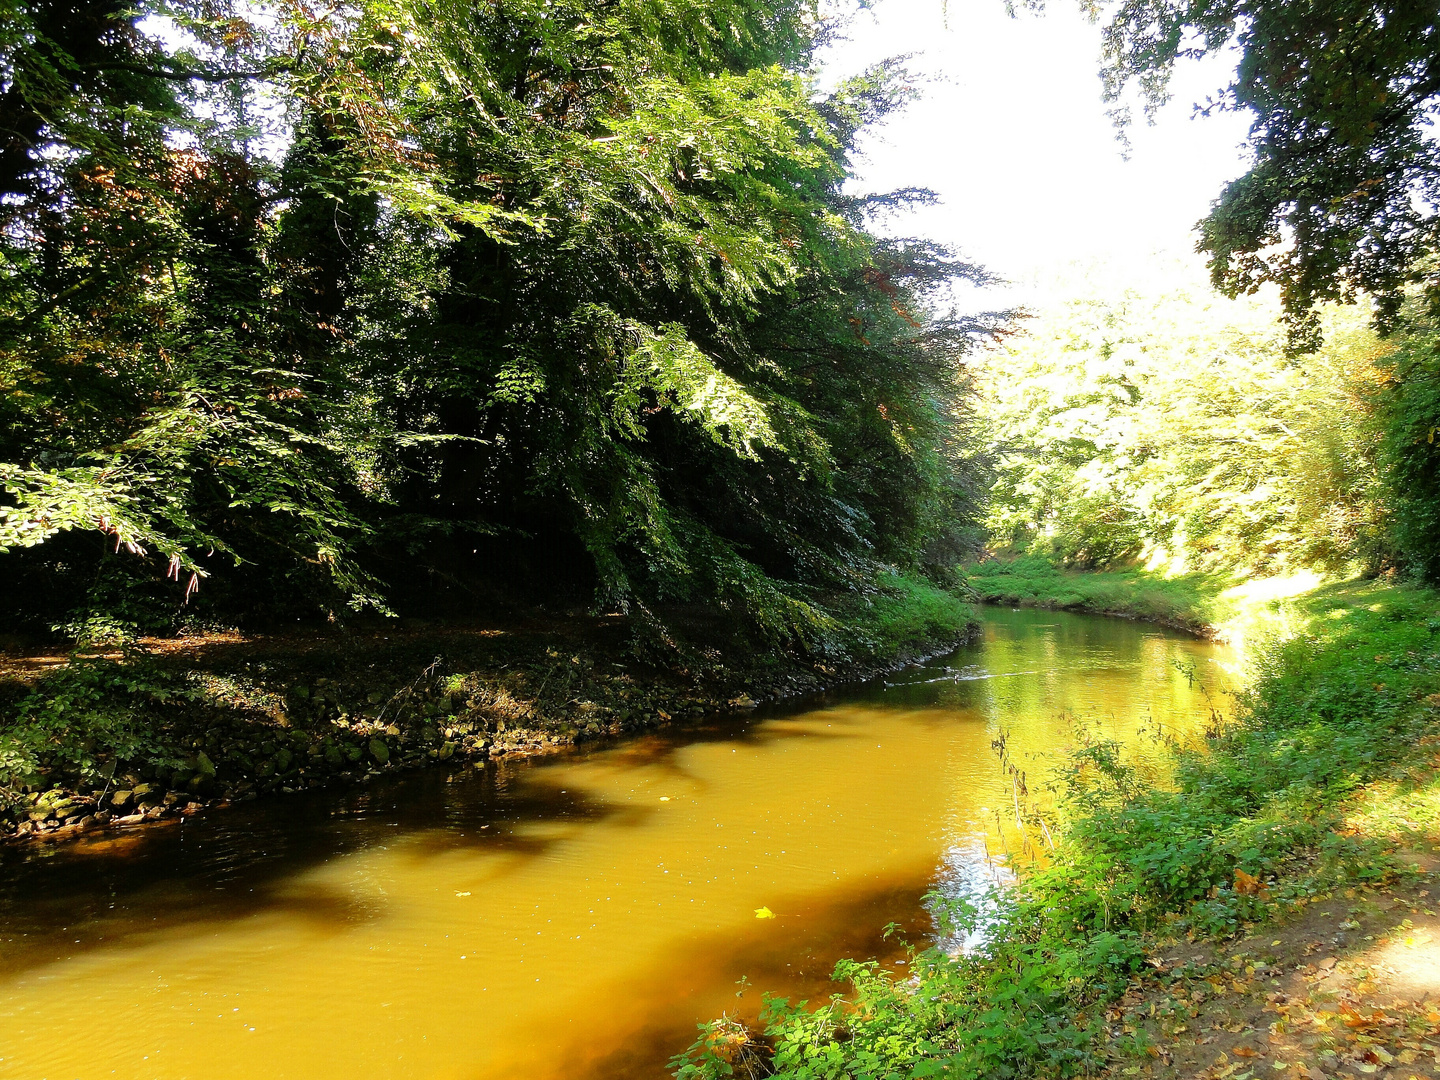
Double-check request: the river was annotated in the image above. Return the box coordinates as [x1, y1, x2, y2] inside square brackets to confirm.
[0, 607, 1232, 1079]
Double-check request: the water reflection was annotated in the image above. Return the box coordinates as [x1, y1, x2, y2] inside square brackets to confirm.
[0, 608, 1230, 1079]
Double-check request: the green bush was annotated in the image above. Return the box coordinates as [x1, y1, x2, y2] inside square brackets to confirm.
[837, 572, 977, 662]
[1379, 327, 1440, 581]
[0, 657, 192, 806]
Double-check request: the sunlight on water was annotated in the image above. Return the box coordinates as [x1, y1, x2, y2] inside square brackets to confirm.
[0, 608, 1231, 1079]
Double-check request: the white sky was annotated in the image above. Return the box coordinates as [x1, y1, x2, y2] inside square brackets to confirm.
[816, 0, 1255, 306]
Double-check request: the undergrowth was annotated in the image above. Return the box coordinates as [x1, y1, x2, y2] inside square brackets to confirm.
[674, 578, 1440, 1079]
[0, 656, 191, 791]
[837, 573, 978, 662]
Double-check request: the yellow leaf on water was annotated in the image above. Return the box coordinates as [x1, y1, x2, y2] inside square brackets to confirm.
[754, 906, 776, 919]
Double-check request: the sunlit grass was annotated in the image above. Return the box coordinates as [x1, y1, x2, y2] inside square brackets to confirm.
[962, 553, 1230, 633]
[1343, 771, 1440, 850]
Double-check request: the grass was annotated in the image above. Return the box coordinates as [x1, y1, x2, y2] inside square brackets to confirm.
[963, 554, 1338, 653]
[675, 575, 1440, 1080]
[963, 554, 1230, 633]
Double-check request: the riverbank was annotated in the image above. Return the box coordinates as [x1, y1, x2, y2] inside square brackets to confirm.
[962, 555, 1338, 656]
[962, 554, 1229, 636]
[678, 573, 1440, 1079]
[0, 573, 976, 846]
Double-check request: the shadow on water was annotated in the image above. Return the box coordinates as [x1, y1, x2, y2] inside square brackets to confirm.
[0, 701, 897, 978]
[544, 870, 939, 1080]
[0, 606, 1230, 1079]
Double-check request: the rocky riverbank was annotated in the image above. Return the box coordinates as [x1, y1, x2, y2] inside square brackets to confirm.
[0, 606, 979, 846]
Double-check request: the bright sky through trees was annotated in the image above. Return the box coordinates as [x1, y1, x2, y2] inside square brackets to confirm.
[818, 0, 1255, 302]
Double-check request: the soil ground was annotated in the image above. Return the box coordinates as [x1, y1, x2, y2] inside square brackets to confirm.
[1107, 849, 1440, 1080]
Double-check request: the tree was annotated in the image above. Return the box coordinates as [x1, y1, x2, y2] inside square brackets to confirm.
[1093, 0, 1440, 347]
[978, 261, 1390, 575]
[0, 0, 1000, 646]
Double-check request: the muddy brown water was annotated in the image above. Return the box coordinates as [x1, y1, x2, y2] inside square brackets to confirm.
[0, 608, 1233, 1079]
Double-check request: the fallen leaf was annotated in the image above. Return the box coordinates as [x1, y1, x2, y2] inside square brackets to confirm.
[1341, 1002, 1373, 1028]
[754, 906, 776, 919]
[1318, 957, 1337, 970]
[1234, 1046, 1258, 1058]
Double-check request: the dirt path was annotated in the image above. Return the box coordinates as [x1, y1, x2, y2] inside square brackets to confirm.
[1107, 854, 1440, 1080]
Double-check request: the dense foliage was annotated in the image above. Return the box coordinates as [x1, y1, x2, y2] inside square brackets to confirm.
[0, 0, 997, 648]
[1091, 0, 1440, 347]
[1375, 322, 1440, 584]
[977, 267, 1391, 575]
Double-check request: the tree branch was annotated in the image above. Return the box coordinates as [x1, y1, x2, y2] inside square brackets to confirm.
[80, 61, 292, 83]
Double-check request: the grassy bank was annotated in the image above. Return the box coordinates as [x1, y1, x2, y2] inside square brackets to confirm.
[963, 554, 1230, 635]
[962, 555, 1338, 654]
[678, 576, 1440, 1079]
[0, 573, 975, 843]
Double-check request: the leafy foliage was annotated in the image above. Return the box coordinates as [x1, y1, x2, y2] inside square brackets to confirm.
[1091, 0, 1440, 345]
[978, 266, 1391, 576]
[0, 0, 998, 646]
[1376, 321, 1440, 583]
[0, 656, 191, 804]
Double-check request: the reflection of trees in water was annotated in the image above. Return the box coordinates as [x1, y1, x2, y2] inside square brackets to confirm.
[928, 836, 1015, 957]
[914, 607, 1233, 963]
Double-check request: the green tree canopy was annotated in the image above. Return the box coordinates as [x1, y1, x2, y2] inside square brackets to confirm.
[979, 262, 1390, 575]
[0, 0, 1000, 648]
[1092, 0, 1440, 346]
